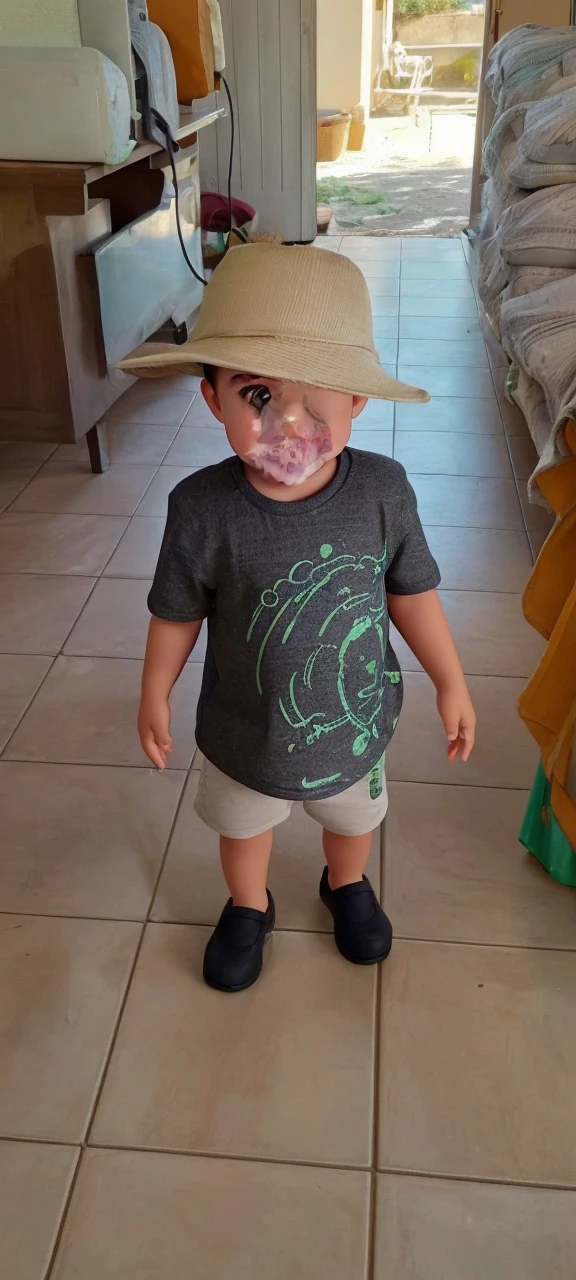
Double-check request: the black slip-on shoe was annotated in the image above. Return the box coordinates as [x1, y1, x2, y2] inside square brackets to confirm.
[319, 867, 392, 965]
[203, 890, 276, 992]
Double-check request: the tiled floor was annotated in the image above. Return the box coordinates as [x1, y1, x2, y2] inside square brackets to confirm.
[1, 236, 575, 1280]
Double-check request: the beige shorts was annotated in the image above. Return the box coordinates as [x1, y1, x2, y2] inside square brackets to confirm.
[194, 756, 388, 840]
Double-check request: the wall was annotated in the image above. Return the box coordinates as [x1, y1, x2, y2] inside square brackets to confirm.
[395, 12, 485, 47]
[317, 0, 375, 112]
[394, 11, 485, 73]
[498, 0, 571, 35]
[0, 0, 80, 45]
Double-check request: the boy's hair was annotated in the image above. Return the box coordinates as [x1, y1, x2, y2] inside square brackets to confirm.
[203, 364, 218, 388]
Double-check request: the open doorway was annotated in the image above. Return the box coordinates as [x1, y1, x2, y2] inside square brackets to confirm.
[316, 0, 486, 237]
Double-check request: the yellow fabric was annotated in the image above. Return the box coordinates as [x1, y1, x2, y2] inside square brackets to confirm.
[520, 430, 576, 848]
[147, 0, 215, 102]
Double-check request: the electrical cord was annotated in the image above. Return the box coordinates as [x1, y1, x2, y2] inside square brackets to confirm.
[221, 75, 234, 238]
[150, 73, 236, 291]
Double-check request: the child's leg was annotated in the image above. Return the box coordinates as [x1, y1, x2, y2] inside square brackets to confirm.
[220, 831, 273, 912]
[322, 829, 373, 890]
[307, 767, 392, 965]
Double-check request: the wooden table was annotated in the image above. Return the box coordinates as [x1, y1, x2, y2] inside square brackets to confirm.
[0, 109, 219, 472]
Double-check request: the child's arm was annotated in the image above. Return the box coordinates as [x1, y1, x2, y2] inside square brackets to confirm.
[138, 616, 203, 771]
[388, 589, 476, 762]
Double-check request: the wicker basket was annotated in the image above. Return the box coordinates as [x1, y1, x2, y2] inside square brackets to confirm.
[317, 112, 351, 163]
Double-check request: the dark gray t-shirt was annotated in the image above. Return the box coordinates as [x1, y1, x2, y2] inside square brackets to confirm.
[149, 447, 440, 800]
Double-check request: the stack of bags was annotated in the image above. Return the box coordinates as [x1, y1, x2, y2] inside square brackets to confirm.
[478, 28, 576, 884]
[477, 24, 576, 498]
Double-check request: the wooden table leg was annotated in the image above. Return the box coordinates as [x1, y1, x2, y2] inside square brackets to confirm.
[86, 421, 110, 474]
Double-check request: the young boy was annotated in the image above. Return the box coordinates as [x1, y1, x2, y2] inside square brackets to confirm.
[125, 243, 476, 993]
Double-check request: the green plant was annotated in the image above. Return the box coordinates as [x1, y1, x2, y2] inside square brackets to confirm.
[395, 0, 464, 16]
[316, 178, 398, 215]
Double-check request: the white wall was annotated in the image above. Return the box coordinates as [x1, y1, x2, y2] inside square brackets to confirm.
[317, 0, 374, 112]
[0, 0, 81, 45]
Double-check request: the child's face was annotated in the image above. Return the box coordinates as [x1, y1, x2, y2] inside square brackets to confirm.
[201, 370, 367, 487]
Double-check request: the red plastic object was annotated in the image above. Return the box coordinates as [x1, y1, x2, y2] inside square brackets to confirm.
[201, 191, 256, 232]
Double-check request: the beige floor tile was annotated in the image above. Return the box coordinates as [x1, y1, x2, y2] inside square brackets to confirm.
[378, 939, 576, 1184]
[0, 441, 57, 461]
[0, 762, 184, 918]
[374, 1174, 576, 1280]
[481, 317, 509, 369]
[181, 397, 224, 428]
[11, 464, 158, 517]
[0, 575, 95, 655]
[107, 386, 193, 426]
[396, 433, 512, 478]
[91, 924, 376, 1165]
[53, 423, 179, 466]
[371, 316, 399, 340]
[424, 526, 533, 591]
[398, 339, 488, 367]
[162, 428, 232, 467]
[0, 914, 140, 1141]
[135, 467, 195, 517]
[491, 368, 530, 436]
[399, 315, 482, 340]
[400, 238, 465, 257]
[313, 235, 342, 249]
[529, 527, 551, 561]
[103, 518, 165, 578]
[397, 366, 495, 398]
[399, 296, 479, 318]
[351, 430, 393, 456]
[63, 579, 208, 660]
[0, 512, 128, 575]
[64, 577, 151, 659]
[342, 239, 401, 256]
[400, 280, 475, 300]
[391, 590, 544, 678]
[0, 1139, 78, 1280]
[410, 474, 523, 529]
[0, 457, 48, 511]
[358, 261, 401, 279]
[370, 296, 400, 316]
[53, 1149, 370, 1280]
[401, 261, 471, 281]
[385, 782, 576, 947]
[374, 338, 398, 364]
[354, 399, 395, 429]
[386, 671, 538, 789]
[5, 656, 201, 769]
[366, 279, 400, 298]
[151, 772, 380, 929]
[395, 397, 502, 433]
[508, 434, 539, 482]
[0, 654, 52, 751]
[520, 489, 556, 535]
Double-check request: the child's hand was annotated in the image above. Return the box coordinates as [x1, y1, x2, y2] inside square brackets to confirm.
[436, 683, 476, 763]
[138, 695, 172, 771]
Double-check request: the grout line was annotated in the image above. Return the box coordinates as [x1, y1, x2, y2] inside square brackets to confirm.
[371, 1164, 576, 1193]
[6, 1129, 576, 1196]
[84, 1141, 375, 1174]
[0, 656, 58, 758]
[0, 755, 537, 779]
[366, 822, 386, 1280]
[44, 1147, 84, 1279]
[5, 909, 573, 957]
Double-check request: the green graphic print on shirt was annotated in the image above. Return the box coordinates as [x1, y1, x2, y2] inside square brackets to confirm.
[246, 542, 401, 790]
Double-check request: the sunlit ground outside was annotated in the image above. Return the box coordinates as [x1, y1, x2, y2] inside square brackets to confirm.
[317, 113, 476, 236]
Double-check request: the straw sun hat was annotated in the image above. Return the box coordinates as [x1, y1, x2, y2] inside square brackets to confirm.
[118, 242, 430, 403]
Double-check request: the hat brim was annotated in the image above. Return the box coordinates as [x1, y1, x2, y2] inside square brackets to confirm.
[117, 336, 430, 403]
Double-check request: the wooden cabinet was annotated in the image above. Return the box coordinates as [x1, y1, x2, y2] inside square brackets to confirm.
[0, 125, 204, 471]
